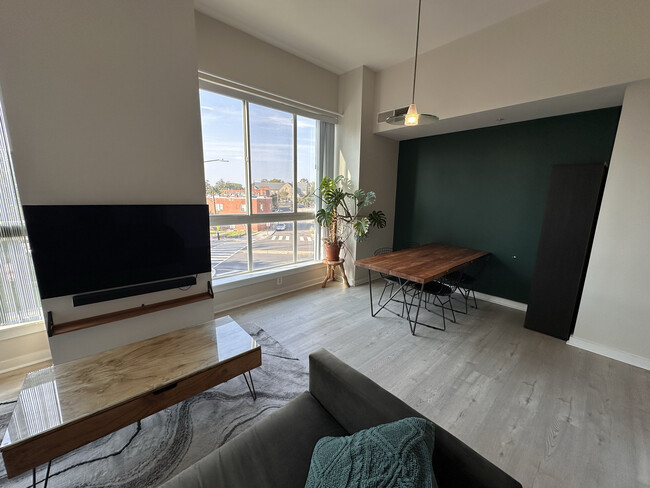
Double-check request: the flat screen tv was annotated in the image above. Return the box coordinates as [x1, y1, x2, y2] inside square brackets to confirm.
[23, 204, 211, 300]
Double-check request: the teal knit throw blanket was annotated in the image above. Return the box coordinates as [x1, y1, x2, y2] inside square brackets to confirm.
[304, 417, 437, 488]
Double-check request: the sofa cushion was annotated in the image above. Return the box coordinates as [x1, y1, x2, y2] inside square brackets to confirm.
[159, 391, 348, 488]
[305, 417, 437, 488]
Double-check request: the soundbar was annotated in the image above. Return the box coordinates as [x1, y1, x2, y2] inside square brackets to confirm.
[72, 276, 197, 307]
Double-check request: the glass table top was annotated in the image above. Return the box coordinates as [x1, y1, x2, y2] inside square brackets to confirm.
[1, 315, 258, 449]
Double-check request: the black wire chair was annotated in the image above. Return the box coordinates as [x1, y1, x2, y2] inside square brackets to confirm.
[442, 255, 490, 313]
[373, 247, 413, 318]
[406, 274, 458, 333]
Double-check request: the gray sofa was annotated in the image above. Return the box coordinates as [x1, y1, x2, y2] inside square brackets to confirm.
[160, 349, 522, 488]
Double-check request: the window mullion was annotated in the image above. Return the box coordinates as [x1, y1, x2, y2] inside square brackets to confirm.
[292, 114, 298, 264]
[243, 100, 253, 272]
[315, 122, 323, 260]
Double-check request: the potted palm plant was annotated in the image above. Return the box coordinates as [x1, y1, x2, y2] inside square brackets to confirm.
[313, 176, 387, 261]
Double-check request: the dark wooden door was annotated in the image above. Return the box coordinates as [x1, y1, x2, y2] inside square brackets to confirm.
[524, 162, 607, 340]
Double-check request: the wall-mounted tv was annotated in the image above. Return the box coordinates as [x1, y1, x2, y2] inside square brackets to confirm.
[23, 204, 211, 300]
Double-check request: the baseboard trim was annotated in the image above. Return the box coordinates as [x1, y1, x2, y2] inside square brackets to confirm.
[567, 336, 650, 371]
[474, 291, 527, 312]
[0, 348, 52, 375]
[214, 277, 324, 315]
[354, 278, 527, 311]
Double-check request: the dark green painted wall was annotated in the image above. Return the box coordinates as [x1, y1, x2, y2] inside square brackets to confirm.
[393, 107, 621, 303]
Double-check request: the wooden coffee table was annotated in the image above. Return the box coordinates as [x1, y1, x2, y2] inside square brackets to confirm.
[0, 315, 261, 485]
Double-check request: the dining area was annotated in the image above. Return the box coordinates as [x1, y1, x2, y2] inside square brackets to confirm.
[354, 243, 490, 334]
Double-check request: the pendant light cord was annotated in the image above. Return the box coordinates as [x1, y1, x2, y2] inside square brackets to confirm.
[411, 0, 422, 105]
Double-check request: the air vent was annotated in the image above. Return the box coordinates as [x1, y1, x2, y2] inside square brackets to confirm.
[377, 106, 409, 124]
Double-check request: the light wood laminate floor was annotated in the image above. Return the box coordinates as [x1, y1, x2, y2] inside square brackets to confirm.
[0, 282, 647, 488]
[223, 280, 650, 488]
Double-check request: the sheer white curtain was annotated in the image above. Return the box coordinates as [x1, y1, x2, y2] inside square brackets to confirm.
[0, 99, 42, 327]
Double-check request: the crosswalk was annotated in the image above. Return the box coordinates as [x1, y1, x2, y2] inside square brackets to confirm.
[210, 242, 247, 266]
[211, 249, 238, 263]
[271, 235, 313, 241]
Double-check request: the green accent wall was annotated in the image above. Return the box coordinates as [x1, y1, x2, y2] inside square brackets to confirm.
[393, 107, 621, 303]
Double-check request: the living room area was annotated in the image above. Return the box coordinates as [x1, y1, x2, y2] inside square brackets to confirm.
[1, 1, 649, 487]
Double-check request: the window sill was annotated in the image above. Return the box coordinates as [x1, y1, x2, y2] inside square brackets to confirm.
[0, 320, 46, 341]
[212, 261, 323, 292]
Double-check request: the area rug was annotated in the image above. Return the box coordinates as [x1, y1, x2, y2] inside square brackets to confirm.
[0, 323, 308, 487]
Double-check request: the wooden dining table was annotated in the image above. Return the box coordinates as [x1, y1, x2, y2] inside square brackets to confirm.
[355, 243, 490, 333]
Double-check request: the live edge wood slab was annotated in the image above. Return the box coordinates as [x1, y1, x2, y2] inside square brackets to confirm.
[0, 316, 261, 478]
[355, 243, 490, 284]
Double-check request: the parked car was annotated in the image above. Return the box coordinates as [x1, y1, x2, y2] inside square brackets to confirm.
[275, 223, 287, 231]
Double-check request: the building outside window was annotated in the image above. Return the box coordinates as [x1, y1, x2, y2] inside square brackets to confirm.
[199, 83, 335, 279]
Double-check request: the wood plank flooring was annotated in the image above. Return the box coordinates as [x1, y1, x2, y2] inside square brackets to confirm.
[223, 280, 650, 488]
[0, 281, 647, 488]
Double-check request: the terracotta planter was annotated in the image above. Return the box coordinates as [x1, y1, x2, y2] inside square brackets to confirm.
[324, 242, 341, 261]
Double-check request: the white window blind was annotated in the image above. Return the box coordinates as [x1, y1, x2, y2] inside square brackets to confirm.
[0, 100, 42, 327]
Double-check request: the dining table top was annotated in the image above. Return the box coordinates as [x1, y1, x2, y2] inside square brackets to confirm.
[354, 243, 490, 284]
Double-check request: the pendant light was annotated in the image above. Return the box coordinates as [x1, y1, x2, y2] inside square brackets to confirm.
[386, 0, 438, 126]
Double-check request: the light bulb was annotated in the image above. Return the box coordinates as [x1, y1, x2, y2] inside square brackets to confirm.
[404, 103, 419, 126]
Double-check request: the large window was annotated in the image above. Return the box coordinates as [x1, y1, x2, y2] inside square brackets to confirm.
[0, 100, 42, 327]
[199, 86, 333, 280]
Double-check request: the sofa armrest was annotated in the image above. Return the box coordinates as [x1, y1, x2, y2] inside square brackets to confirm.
[308, 348, 522, 488]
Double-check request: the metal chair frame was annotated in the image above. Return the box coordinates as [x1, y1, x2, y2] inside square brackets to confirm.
[403, 278, 458, 333]
[371, 247, 413, 318]
[442, 255, 490, 314]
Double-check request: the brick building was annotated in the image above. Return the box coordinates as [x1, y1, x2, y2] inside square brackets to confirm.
[206, 194, 274, 232]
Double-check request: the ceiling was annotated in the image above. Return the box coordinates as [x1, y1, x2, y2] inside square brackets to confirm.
[193, 0, 626, 141]
[194, 0, 551, 75]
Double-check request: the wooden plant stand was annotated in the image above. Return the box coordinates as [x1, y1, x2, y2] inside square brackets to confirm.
[322, 259, 350, 288]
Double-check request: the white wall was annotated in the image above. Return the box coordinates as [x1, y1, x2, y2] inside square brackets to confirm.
[374, 0, 650, 137]
[213, 264, 324, 314]
[1, 1, 206, 205]
[194, 9, 342, 301]
[195, 12, 338, 113]
[334, 68, 364, 283]
[0, 0, 213, 363]
[571, 80, 650, 369]
[356, 67, 399, 281]
[334, 67, 399, 284]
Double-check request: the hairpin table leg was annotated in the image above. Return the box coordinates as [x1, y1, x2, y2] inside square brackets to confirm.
[32, 460, 52, 488]
[43, 460, 52, 488]
[243, 371, 256, 400]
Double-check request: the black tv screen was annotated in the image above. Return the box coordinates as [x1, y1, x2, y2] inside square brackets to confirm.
[23, 204, 211, 300]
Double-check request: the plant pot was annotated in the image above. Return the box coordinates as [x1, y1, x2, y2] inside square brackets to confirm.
[324, 242, 341, 261]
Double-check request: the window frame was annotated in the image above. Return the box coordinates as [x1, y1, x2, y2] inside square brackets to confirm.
[0, 98, 43, 328]
[199, 81, 331, 281]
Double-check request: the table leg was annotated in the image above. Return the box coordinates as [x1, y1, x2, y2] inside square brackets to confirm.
[404, 283, 447, 333]
[32, 460, 52, 488]
[339, 263, 350, 287]
[368, 269, 374, 316]
[242, 371, 256, 400]
[370, 274, 411, 319]
[404, 283, 425, 335]
[44, 460, 52, 488]
[321, 265, 331, 288]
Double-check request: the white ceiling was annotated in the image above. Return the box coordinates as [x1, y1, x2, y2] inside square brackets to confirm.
[194, 0, 551, 75]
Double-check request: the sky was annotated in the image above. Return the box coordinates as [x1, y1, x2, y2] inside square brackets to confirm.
[199, 90, 317, 187]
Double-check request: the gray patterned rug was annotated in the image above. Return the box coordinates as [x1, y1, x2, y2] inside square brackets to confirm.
[0, 323, 308, 487]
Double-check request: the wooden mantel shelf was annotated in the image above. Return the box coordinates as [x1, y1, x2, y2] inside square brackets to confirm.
[47, 291, 213, 337]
